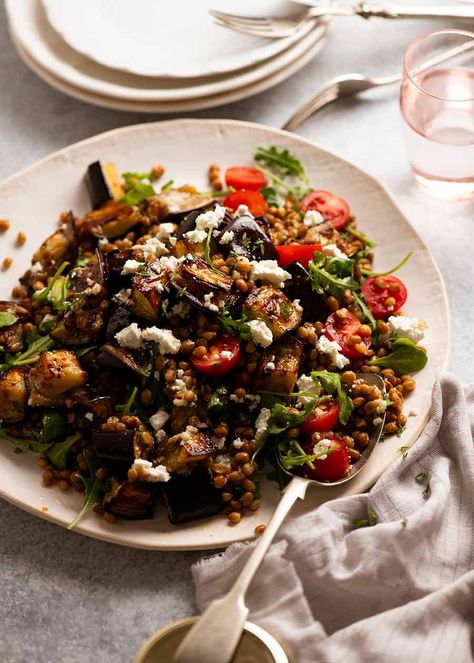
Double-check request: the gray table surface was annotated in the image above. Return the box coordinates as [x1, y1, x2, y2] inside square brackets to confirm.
[0, 3, 473, 661]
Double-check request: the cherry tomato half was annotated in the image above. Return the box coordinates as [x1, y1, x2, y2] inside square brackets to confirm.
[299, 400, 339, 436]
[190, 336, 241, 377]
[300, 190, 350, 230]
[225, 167, 267, 191]
[302, 436, 349, 482]
[223, 190, 268, 217]
[275, 243, 323, 269]
[325, 310, 371, 359]
[361, 275, 408, 320]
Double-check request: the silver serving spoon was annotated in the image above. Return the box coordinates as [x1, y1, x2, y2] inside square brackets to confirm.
[167, 373, 386, 663]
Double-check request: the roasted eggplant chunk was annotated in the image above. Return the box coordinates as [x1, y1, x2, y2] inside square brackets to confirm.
[74, 394, 113, 422]
[150, 191, 214, 220]
[159, 428, 216, 475]
[303, 220, 340, 246]
[106, 307, 135, 341]
[127, 271, 168, 322]
[171, 257, 232, 312]
[29, 350, 87, 398]
[50, 304, 106, 346]
[283, 261, 327, 323]
[85, 161, 124, 210]
[0, 302, 29, 354]
[0, 368, 28, 423]
[76, 201, 142, 239]
[31, 224, 75, 275]
[216, 214, 277, 261]
[93, 429, 138, 464]
[103, 480, 154, 520]
[256, 337, 303, 396]
[69, 250, 106, 305]
[242, 286, 302, 340]
[162, 469, 223, 524]
[168, 405, 211, 435]
[97, 344, 146, 376]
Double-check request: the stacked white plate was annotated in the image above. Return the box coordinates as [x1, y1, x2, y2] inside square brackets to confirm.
[6, 0, 330, 113]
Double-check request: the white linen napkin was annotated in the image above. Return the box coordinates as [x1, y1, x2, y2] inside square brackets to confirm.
[193, 375, 474, 662]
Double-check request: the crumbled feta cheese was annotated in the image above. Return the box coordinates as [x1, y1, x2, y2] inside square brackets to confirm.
[30, 261, 43, 274]
[172, 378, 186, 392]
[97, 238, 108, 250]
[233, 438, 244, 449]
[246, 394, 261, 411]
[388, 316, 427, 344]
[114, 288, 131, 305]
[215, 453, 232, 467]
[373, 417, 383, 426]
[372, 399, 387, 415]
[293, 299, 303, 313]
[141, 327, 181, 355]
[156, 255, 185, 273]
[131, 459, 170, 483]
[219, 230, 235, 245]
[235, 204, 253, 218]
[266, 361, 276, 371]
[183, 228, 208, 244]
[230, 394, 244, 404]
[149, 409, 169, 431]
[248, 319, 273, 348]
[212, 436, 226, 450]
[84, 282, 102, 296]
[220, 350, 233, 360]
[155, 222, 177, 241]
[203, 292, 219, 313]
[316, 335, 350, 369]
[313, 437, 335, 460]
[133, 237, 169, 258]
[296, 374, 321, 404]
[195, 205, 226, 231]
[408, 409, 418, 417]
[303, 210, 325, 227]
[115, 323, 143, 349]
[249, 260, 291, 287]
[84, 412, 94, 421]
[121, 259, 143, 275]
[171, 301, 191, 318]
[155, 430, 167, 443]
[322, 244, 347, 260]
[255, 408, 271, 440]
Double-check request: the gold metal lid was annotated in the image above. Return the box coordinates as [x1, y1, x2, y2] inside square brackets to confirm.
[135, 617, 293, 663]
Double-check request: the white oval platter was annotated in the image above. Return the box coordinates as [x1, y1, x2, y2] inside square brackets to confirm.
[0, 120, 450, 550]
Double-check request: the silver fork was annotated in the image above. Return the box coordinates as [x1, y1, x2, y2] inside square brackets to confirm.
[210, 3, 474, 39]
[282, 37, 474, 131]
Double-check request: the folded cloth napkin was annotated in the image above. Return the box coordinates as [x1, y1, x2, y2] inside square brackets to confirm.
[193, 375, 474, 662]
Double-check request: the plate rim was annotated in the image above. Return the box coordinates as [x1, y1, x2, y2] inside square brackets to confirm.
[0, 118, 451, 550]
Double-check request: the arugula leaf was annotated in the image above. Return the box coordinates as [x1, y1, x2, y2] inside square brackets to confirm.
[47, 432, 82, 470]
[353, 292, 377, 332]
[32, 261, 70, 304]
[218, 311, 251, 341]
[354, 509, 377, 528]
[254, 146, 308, 183]
[253, 399, 317, 458]
[260, 186, 284, 207]
[115, 386, 138, 417]
[361, 251, 413, 277]
[36, 413, 67, 444]
[68, 450, 110, 530]
[369, 338, 427, 375]
[0, 312, 18, 328]
[0, 428, 52, 454]
[0, 334, 53, 371]
[161, 179, 174, 191]
[345, 226, 377, 249]
[311, 370, 354, 425]
[277, 439, 336, 471]
[48, 275, 71, 312]
[121, 172, 155, 205]
[308, 252, 359, 300]
[208, 385, 229, 412]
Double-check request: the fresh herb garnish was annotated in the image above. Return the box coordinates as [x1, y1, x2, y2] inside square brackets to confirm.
[369, 338, 427, 375]
[280, 300, 291, 319]
[47, 432, 83, 470]
[277, 439, 336, 471]
[308, 252, 358, 300]
[345, 226, 377, 249]
[400, 445, 411, 459]
[115, 386, 138, 417]
[401, 517, 408, 528]
[0, 335, 54, 371]
[0, 312, 18, 328]
[253, 398, 317, 458]
[208, 385, 229, 412]
[415, 471, 427, 483]
[121, 172, 155, 205]
[361, 251, 413, 277]
[354, 509, 378, 528]
[310, 371, 354, 425]
[36, 413, 67, 444]
[218, 311, 251, 341]
[161, 179, 174, 191]
[32, 261, 70, 304]
[68, 450, 110, 530]
[254, 146, 308, 183]
[0, 428, 52, 454]
[48, 275, 71, 312]
[353, 292, 377, 332]
[260, 186, 284, 207]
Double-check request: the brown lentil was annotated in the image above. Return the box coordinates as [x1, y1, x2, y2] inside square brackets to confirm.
[228, 511, 242, 524]
[254, 525, 266, 535]
[2, 257, 12, 270]
[0, 219, 10, 232]
[16, 231, 26, 246]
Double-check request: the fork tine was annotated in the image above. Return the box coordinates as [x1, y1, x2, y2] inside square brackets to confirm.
[209, 9, 272, 26]
[212, 17, 284, 39]
[282, 85, 340, 131]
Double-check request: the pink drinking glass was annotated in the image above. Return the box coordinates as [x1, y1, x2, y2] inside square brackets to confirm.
[400, 29, 474, 199]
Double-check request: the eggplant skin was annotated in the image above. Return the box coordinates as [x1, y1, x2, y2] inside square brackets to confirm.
[256, 337, 303, 396]
[283, 261, 327, 323]
[127, 272, 167, 322]
[93, 429, 137, 463]
[103, 480, 155, 520]
[28, 350, 87, 399]
[50, 305, 107, 346]
[162, 469, 223, 525]
[0, 368, 28, 423]
[171, 257, 232, 312]
[216, 214, 277, 261]
[0, 302, 29, 354]
[242, 286, 302, 339]
[149, 191, 214, 220]
[85, 161, 124, 210]
[160, 429, 217, 475]
[76, 201, 142, 239]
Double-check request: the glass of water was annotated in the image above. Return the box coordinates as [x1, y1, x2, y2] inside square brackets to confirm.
[400, 29, 474, 199]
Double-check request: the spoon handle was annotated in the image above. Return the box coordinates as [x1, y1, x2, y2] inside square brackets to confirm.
[174, 475, 310, 663]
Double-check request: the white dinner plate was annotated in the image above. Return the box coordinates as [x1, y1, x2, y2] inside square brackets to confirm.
[7, 0, 329, 104]
[40, 0, 318, 78]
[0, 120, 450, 551]
[10, 31, 328, 113]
